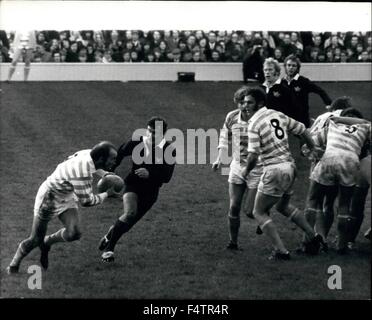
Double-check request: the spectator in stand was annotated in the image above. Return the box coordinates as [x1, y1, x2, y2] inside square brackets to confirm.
[51, 51, 62, 62]
[211, 50, 222, 62]
[152, 30, 162, 48]
[291, 32, 303, 52]
[170, 48, 181, 62]
[65, 42, 80, 62]
[181, 51, 193, 62]
[261, 38, 274, 58]
[308, 48, 320, 62]
[215, 42, 226, 61]
[122, 50, 131, 62]
[346, 47, 358, 62]
[340, 51, 348, 63]
[36, 32, 48, 47]
[242, 31, 254, 53]
[130, 50, 140, 62]
[318, 52, 326, 62]
[81, 30, 94, 47]
[359, 51, 371, 62]
[279, 33, 298, 58]
[205, 31, 218, 61]
[78, 49, 88, 63]
[226, 49, 242, 62]
[243, 45, 265, 83]
[166, 30, 180, 51]
[195, 30, 205, 42]
[144, 52, 155, 62]
[94, 50, 103, 62]
[131, 30, 143, 59]
[158, 40, 169, 57]
[225, 32, 241, 58]
[274, 48, 284, 62]
[86, 44, 95, 62]
[198, 37, 208, 56]
[102, 49, 113, 63]
[93, 31, 105, 51]
[34, 44, 52, 62]
[217, 30, 227, 43]
[178, 40, 187, 55]
[192, 50, 203, 62]
[325, 49, 334, 62]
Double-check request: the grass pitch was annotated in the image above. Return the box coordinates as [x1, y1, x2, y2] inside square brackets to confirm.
[0, 81, 370, 299]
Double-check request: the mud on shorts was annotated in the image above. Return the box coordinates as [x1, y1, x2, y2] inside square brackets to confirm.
[310, 153, 360, 187]
[34, 181, 78, 221]
[258, 162, 296, 197]
[228, 160, 262, 189]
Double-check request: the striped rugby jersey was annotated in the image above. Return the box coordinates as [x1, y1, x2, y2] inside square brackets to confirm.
[45, 149, 106, 207]
[218, 109, 263, 171]
[310, 109, 343, 136]
[313, 119, 371, 158]
[248, 107, 306, 166]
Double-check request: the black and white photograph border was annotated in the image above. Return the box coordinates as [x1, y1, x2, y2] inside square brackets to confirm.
[0, 0, 371, 313]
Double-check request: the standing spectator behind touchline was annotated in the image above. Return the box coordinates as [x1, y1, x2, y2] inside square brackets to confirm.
[281, 54, 332, 128]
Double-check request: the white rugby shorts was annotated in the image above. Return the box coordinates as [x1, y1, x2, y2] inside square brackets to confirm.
[34, 181, 78, 221]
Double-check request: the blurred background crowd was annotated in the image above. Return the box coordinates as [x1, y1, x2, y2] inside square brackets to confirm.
[0, 30, 371, 64]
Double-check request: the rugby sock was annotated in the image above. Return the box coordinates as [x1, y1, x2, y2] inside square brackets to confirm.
[24, 66, 31, 81]
[315, 211, 328, 240]
[105, 220, 131, 252]
[322, 209, 335, 238]
[10, 242, 29, 267]
[105, 225, 115, 240]
[44, 228, 68, 246]
[7, 66, 16, 81]
[349, 186, 369, 242]
[303, 208, 318, 242]
[228, 215, 240, 245]
[261, 220, 288, 253]
[289, 208, 315, 239]
[337, 215, 355, 250]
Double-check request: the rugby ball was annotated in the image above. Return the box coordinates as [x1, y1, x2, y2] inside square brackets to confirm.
[97, 174, 124, 193]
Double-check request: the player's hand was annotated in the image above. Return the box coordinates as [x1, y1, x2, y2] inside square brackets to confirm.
[212, 160, 221, 171]
[106, 186, 121, 198]
[135, 168, 149, 179]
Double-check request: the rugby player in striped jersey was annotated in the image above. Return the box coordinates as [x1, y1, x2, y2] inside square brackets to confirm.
[308, 108, 371, 254]
[7, 141, 120, 274]
[300, 97, 352, 250]
[242, 87, 325, 260]
[212, 86, 263, 250]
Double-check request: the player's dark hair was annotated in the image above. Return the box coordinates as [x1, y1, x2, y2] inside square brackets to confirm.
[340, 107, 364, 119]
[91, 141, 117, 163]
[330, 96, 352, 111]
[147, 116, 168, 133]
[284, 54, 301, 72]
[233, 86, 250, 104]
[246, 86, 267, 109]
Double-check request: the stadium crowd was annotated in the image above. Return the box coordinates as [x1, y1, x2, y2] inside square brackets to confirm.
[0, 30, 371, 64]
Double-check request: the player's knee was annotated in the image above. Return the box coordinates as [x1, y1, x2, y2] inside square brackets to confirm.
[275, 202, 287, 215]
[27, 236, 43, 248]
[64, 228, 82, 241]
[229, 203, 241, 217]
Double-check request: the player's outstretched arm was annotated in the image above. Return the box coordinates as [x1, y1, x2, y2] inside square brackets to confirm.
[332, 116, 371, 126]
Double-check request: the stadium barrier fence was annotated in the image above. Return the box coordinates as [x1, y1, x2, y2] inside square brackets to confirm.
[0, 62, 370, 82]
